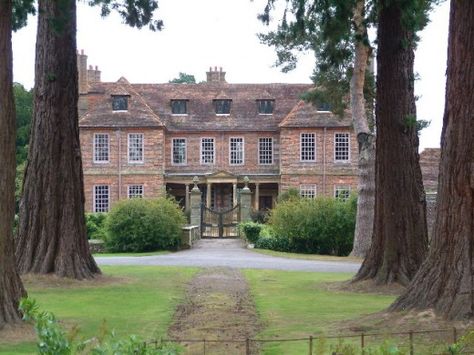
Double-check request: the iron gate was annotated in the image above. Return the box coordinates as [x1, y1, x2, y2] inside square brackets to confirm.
[201, 204, 240, 238]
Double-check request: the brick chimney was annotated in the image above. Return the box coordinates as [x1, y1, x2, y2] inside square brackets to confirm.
[87, 64, 101, 83]
[77, 49, 88, 94]
[206, 66, 226, 83]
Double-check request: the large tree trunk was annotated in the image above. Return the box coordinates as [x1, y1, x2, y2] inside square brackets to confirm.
[0, 0, 27, 328]
[353, 0, 428, 285]
[390, 0, 474, 319]
[15, 0, 100, 279]
[350, 0, 375, 258]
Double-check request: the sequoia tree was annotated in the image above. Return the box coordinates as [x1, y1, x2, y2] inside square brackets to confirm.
[259, 0, 376, 257]
[390, 0, 474, 319]
[0, 0, 27, 327]
[15, 0, 162, 279]
[353, 0, 429, 285]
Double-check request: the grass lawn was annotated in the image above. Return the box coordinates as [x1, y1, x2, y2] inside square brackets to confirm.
[244, 270, 396, 354]
[0, 266, 198, 355]
[251, 248, 363, 263]
[93, 250, 171, 257]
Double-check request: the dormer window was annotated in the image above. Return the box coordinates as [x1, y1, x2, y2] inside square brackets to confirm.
[257, 99, 274, 114]
[171, 100, 188, 115]
[214, 99, 231, 115]
[316, 102, 332, 112]
[112, 95, 129, 111]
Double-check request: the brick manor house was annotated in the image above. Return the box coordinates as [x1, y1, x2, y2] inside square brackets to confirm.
[78, 52, 358, 213]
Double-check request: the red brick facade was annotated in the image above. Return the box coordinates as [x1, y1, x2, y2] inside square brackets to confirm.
[78, 53, 358, 212]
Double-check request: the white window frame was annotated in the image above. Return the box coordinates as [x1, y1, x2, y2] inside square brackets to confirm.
[93, 185, 110, 212]
[300, 133, 316, 162]
[258, 137, 273, 165]
[334, 132, 350, 162]
[111, 95, 129, 112]
[300, 184, 317, 199]
[334, 185, 351, 201]
[93, 133, 110, 163]
[200, 137, 215, 165]
[128, 133, 144, 164]
[229, 137, 244, 165]
[128, 184, 144, 199]
[172, 138, 187, 165]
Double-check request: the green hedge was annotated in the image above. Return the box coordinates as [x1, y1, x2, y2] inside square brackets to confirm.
[105, 197, 186, 252]
[259, 195, 357, 256]
[85, 212, 107, 240]
[239, 221, 263, 244]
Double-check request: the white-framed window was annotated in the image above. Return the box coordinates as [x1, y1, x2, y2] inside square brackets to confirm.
[335, 185, 351, 201]
[201, 138, 215, 164]
[93, 133, 109, 163]
[214, 99, 232, 115]
[300, 184, 317, 199]
[171, 100, 188, 115]
[257, 100, 274, 115]
[128, 133, 144, 163]
[94, 185, 109, 212]
[172, 138, 187, 165]
[128, 185, 144, 199]
[229, 137, 244, 165]
[300, 133, 315, 161]
[335, 133, 350, 162]
[259, 137, 273, 165]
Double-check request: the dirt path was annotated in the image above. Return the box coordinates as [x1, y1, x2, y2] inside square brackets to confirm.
[168, 267, 260, 354]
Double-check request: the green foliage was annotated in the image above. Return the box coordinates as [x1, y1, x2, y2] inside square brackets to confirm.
[14, 83, 33, 165]
[446, 330, 474, 355]
[239, 221, 263, 244]
[168, 72, 196, 84]
[19, 298, 181, 354]
[265, 195, 357, 256]
[88, 0, 164, 31]
[12, 0, 35, 31]
[85, 213, 107, 240]
[105, 197, 185, 252]
[277, 187, 301, 203]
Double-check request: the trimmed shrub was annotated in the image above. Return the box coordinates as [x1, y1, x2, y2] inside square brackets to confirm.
[85, 212, 107, 240]
[265, 195, 357, 256]
[240, 221, 263, 244]
[105, 197, 186, 252]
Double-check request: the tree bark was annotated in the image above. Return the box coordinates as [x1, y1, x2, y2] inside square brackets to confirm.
[0, 0, 27, 328]
[350, 0, 375, 258]
[15, 0, 100, 279]
[353, 0, 428, 285]
[390, 0, 474, 319]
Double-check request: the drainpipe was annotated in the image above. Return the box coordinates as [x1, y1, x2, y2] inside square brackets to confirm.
[116, 129, 122, 199]
[322, 127, 327, 195]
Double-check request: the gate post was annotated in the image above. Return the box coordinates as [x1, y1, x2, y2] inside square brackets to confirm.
[190, 176, 202, 233]
[240, 176, 252, 222]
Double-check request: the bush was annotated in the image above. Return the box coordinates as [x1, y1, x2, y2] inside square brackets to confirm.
[239, 221, 263, 244]
[265, 195, 357, 256]
[85, 212, 107, 240]
[105, 197, 186, 252]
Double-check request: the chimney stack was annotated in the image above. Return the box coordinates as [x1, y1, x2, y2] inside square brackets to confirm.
[206, 66, 226, 83]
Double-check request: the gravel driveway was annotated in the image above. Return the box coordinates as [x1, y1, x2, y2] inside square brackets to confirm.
[96, 239, 360, 273]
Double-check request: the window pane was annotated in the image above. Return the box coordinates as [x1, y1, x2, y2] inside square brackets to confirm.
[173, 138, 186, 164]
[128, 185, 144, 198]
[230, 138, 244, 165]
[300, 185, 316, 198]
[201, 138, 215, 164]
[335, 133, 350, 161]
[215, 100, 231, 114]
[171, 100, 187, 114]
[94, 185, 109, 212]
[258, 100, 274, 114]
[300, 133, 315, 161]
[335, 186, 351, 201]
[112, 96, 128, 111]
[128, 133, 144, 162]
[94, 134, 109, 162]
[259, 137, 273, 164]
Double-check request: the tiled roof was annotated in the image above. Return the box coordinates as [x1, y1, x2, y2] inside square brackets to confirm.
[79, 79, 352, 131]
[279, 101, 352, 128]
[79, 80, 163, 128]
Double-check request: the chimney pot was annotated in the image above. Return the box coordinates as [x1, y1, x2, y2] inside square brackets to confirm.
[95, 65, 98, 70]
[214, 66, 217, 71]
[89, 65, 92, 69]
[81, 49, 84, 55]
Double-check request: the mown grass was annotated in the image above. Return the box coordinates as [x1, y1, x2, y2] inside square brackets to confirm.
[244, 270, 396, 354]
[93, 250, 171, 257]
[0, 266, 198, 355]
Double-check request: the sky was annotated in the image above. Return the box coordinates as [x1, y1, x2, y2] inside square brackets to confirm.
[12, 0, 450, 151]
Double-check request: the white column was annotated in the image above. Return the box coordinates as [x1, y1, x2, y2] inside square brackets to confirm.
[185, 184, 190, 212]
[255, 183, 260, 210]
[233, 183, 237, 206]
[206, 183, 212, 208]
